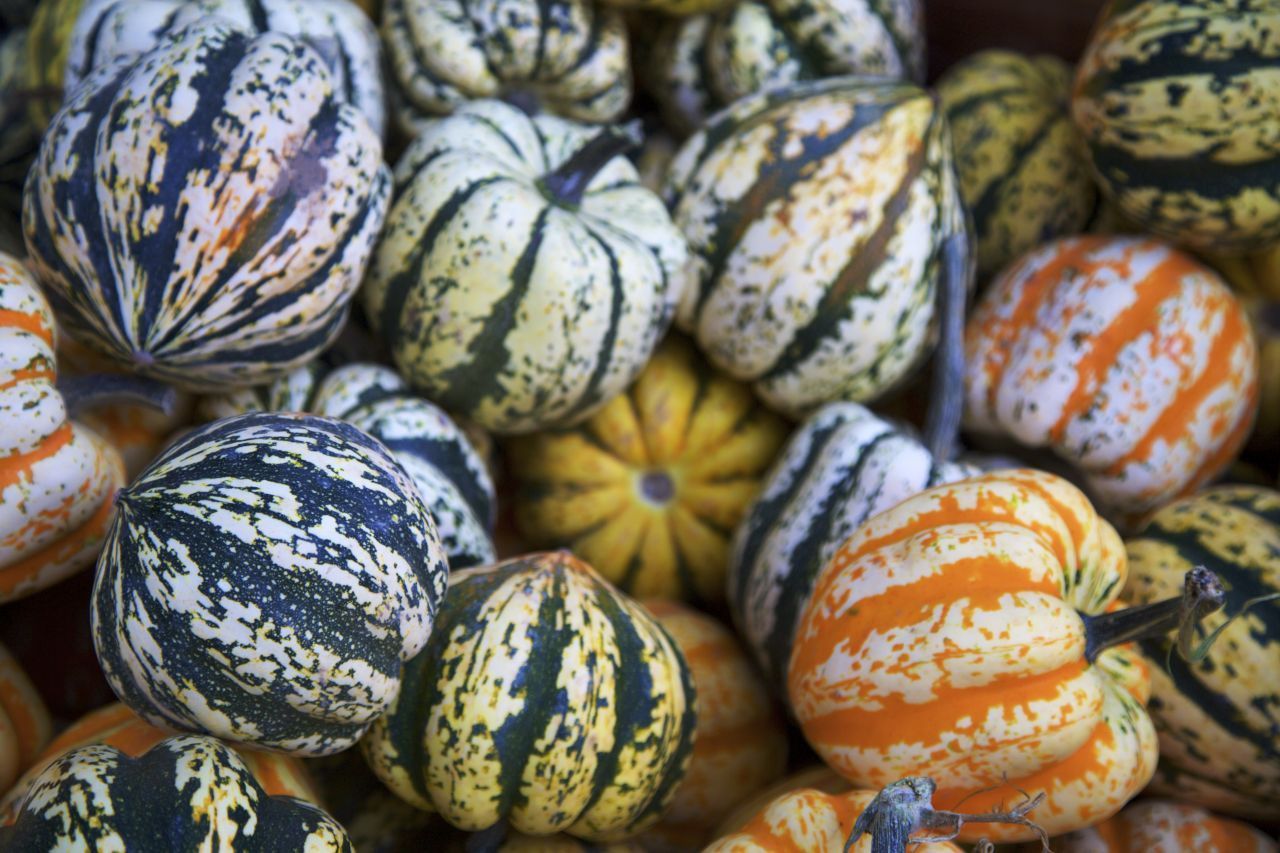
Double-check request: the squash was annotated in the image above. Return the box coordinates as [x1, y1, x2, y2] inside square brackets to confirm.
[22, 20, 391, 392]
[0, 642, 52, 798]
[664, 76, 969, 419]
[382, 0, 630, 127]
[640, 601, 787, 845]
[713, 766, 850, 837]
[1053, 799, 1278, 853]
[0, 735, 352, 849]
[1123, 486, 1280, 819]
[789, 468, 1167, 841]
[201, 361, 496, 569]
[91, 410, 449, 756]
[19, 0, 82, 132]
[729, 402, 978, 690]
[509, 335, 787, 602]
[643, 0, 925, 137]
[1243, 297, 1280, 454]
[964, 235, 1259, 523]
[936, 49, 1097, 281]
[363, 100, 688, 435]
[0, 27, 37, 257]
[1071, 0, 1280, 254]
[0, 252, 125, 604]
[362, 551, 696, 841]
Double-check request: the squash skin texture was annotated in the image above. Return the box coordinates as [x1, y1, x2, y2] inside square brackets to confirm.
[1054, 799, 1278, 853]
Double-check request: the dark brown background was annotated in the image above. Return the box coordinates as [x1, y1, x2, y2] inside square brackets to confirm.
[924, 0, 1110, 79]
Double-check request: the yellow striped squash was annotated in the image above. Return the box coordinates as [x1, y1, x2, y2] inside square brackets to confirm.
[0, 642, 52, 798]
[20, 0, 84, 131]
[1054, 800, 1278, 853]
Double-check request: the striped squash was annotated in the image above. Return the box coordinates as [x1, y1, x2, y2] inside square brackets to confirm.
[19, 0, 83, 132]
[509, 335, 787, 602]
[0, 735, 352, 849]
[363, 100, 688, 435]
[362, 552, 697, 841]
[641, 601, 787, 846]
[0, 642, 52, 798]
[0, 28, 37, 257]
[665, 77, 969, 418]
[91, 410, 448, 756]
[789, 468, 1158, 842]
[1244, 298, 1280, 455]
[1054, 800, 1278, 853]
[936, 49, 1097, 281]
[1123, 487, 1280, 819]
[382, 0, 630, 128]
[713, 766, 850, 837]
[201, 361, 496, 569]
[964, 235, 1259, 524]
[1071, 0, 1280, 253]
[729, 402, 978, 690]
[23, 20, 391, 392]
[0, 253, 126, 605]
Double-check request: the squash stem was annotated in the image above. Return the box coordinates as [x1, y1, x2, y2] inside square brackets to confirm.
[922, 226, 970, 461]
[58, 374, 178, 417]
[540, 121, 642, 209]
[1081, 566, 1226, 663]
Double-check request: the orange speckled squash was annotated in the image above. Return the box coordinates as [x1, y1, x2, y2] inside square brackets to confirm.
[1053, 800, 1278, 853]
[0, 253, 124, 604]
[641, 601, 786, 846]
[964, 235, 1258, 523]
[714, 767, 851, 839]
[788, 468, 1158, 842]
[0, 642, 51, 797]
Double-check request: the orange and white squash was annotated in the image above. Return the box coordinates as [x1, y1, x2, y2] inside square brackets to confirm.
[0, 642, 51, 798]
[1053, 799, 1278, 853]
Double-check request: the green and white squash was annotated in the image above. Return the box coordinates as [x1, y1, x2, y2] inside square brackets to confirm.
[201, 362, 496, 568]
[937, 49, 1097, 281]
[729, 402, 978, 691]
[1124, 486, 1280, 820]
[23, 20, 390, 392]
[665, 77, 968, 419]
[1072, 0, 1280, 253]
[91, 411, 448, 756]
[383, 0, 631, 128]
[362, 551, 697, 841]
[0, 735, 352, 850]
[363, 99, 689, 435]
[644, 0, 924, 137]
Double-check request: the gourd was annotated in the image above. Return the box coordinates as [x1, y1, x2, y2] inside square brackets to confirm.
[0, 735, 352, 850]
[202, 361, 496, 568]
[0, 27, 37, 256]
[0, 642, 52, 797]
[509, 335, 788, 602]
[362, 551, 696, 841]
[964, 235, 1258, 523]
[664, 76, 969, 419]
[1243, 297, 1280, 454]
[1053, 800, 1278, 853]
[91, 410, 449, 756]
[22, 20, 391, 392]
[1071, 0, 1280, 253]
[363, 99, 688, 435]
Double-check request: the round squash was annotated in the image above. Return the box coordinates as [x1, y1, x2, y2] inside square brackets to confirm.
[362, 551, 697, 841]
[1071, 0, 1280, 253]
[0, 642, 52, 798]
[789, 468, 1159, 841]
[729, 402, 978, 690]
[1124, 486, 1280, 819]
[964, 235, 1259, 523]
[91, 410, 448, 756]
[936, 49, 1097, 281]
[0, 735, 352, 849]
[509, 335, 787, 602]
[1243, 297, 1280, 454]
[0, 252, 126, 604]
[0, 28, 38, 256]
[22, 20, 391, 392]
[664, 76, 969, 418]
[363, 99, 688, 435]
[19, 0, 83, 132]
[382, 0, 630, 127]
[201, 361, 497, 569]
[1053, 799, 1278, 853]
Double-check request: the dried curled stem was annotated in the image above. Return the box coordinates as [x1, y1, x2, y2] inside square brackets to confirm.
[1171, 564, 1280, 669]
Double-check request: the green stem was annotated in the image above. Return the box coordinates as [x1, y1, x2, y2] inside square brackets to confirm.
[1082, 566, 1225, 663]
[540, 122, 642, 209]
[922, 226, 971, 461]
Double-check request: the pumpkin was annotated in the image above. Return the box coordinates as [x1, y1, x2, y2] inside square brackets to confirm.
[1123, 486, 1280, 819]
[509, 335, 787, 602]
[91, 410, 448, 756]
[0, 253, 125, 604]
[362, 551, 696, 841]
[0, 642, 52, 798]
[1053, 799, 1278, 853]
[643, 0, 925, 137]
[201, 361, 497, 569]
[789, 468, 1166, 841]
[382, 0, 630, 128]
[729, 402, 978, 690]
[363, 100, 688, 435]
[664, 76, 969, 419]
[22, 20, 391, 392]
[936, 49, 1097, 281]
[1071, 0, 1280, 254]
[0, 735, 352, 849]
[964, 235, 1259, 523]
[640, 601, 787, 845]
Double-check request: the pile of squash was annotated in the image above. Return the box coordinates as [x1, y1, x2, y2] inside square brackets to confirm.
[0, 0, 1277, 850]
